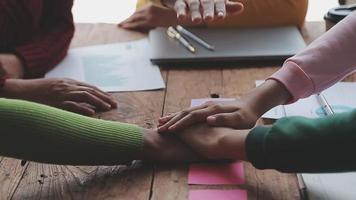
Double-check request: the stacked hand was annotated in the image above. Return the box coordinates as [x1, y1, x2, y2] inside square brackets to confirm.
[177, 123, 249, 160]
[154, 80, 292, 161]
[141, 124, 248, 162]
[157, 79, 291, 133]
[154, 100, 255, 161]
[158, 100, 259, 133]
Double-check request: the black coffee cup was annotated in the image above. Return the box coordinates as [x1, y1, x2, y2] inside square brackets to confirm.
[324, 4, 356, 30]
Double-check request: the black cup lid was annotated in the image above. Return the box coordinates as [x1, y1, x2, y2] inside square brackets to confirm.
[324, 4, 356, 23]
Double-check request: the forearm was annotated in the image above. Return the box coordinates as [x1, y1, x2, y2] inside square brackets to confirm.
[0, 98, 143, 165]
[0, 54, 24, 78]
[245, 110, 356, 173]
[270, 12, 356, 101]
[241, 79, 291, 117]
[0, 98, 199, 165]
[0, 79, 32, 99]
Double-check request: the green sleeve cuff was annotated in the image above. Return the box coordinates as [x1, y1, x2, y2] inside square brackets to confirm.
[246, 126, 272, 170]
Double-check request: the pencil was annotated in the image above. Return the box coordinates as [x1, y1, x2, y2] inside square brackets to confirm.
[316, 93, 334, 116]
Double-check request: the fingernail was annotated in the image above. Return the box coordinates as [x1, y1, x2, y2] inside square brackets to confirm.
[204, 15, 213, 21]
[161, 116, 169, 120]
[178, 14, 185, 20]
[218, 12, 224, 17]
[207, 116, 216, 123]
[192, 17, 202, 23]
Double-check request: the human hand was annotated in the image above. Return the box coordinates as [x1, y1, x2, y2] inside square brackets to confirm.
[158, 80, 292, 133]
[141, 128, 200, 162]
[163, 0, 244, 23]
[2, 78, 117, 116]
[158, 100, 259, 133]
[119, 3, 179, 31]
[0, 54, 24, 78]
[177, 123, 248, 160]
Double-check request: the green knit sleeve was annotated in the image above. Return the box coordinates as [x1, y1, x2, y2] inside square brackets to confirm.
[0, 98, 143, 165]
[246, 110, 356, 173]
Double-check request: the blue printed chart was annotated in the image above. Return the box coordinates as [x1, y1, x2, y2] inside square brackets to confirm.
[46, 39, 165, 92]
[261, 82, 356, 119]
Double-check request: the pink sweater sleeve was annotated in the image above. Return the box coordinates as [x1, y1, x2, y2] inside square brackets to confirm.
[269, 12, 356, 102]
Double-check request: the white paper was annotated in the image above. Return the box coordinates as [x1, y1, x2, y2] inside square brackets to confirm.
[256, 80, 356, 199]
[191, 98, 236, 107]
[299, 84, 356, 200]
[263, 105, 286, 119]
[283, 95, 321, 118]
[255, 81, 356, 119]
[46, 39, 165, 92]
[302, 173, 356, 200]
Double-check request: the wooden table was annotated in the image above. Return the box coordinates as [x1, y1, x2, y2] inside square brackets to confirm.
[0, 22, 326, 200]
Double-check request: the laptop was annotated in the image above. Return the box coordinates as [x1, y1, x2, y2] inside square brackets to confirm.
[149, 26, 306, 66]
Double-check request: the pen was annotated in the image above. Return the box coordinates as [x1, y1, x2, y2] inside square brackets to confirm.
[316, 93, 335, 116]
[166, 26, 196, 53]
[176, 25, 215, 51]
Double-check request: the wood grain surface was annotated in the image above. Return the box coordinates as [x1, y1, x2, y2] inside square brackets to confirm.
[0, 21, 326, 200]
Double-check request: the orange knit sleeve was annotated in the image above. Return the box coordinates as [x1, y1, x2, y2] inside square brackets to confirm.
[136, 0, 162, 9]
[208, 0, 308, 28]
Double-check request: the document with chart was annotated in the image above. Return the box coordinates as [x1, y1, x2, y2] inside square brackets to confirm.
[255, 81, 356, 119]
[46, 39, 165, 92]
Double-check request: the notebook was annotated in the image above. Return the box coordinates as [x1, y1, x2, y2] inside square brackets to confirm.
[149, 26, 306, 66]
[302, 173, 356, 200]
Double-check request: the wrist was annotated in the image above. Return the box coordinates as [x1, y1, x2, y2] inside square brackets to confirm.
[220, 130, 249, 161]
[0, 54, 25, 78]
[141, 129, 160, 160]
[142, 129, 200, 162]
[1, 79, 29, 99]
[242, 79, 291, 118]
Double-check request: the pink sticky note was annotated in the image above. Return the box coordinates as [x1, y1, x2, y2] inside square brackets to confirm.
[189, 189, 248, 200]
[188, 161, 245, 185]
